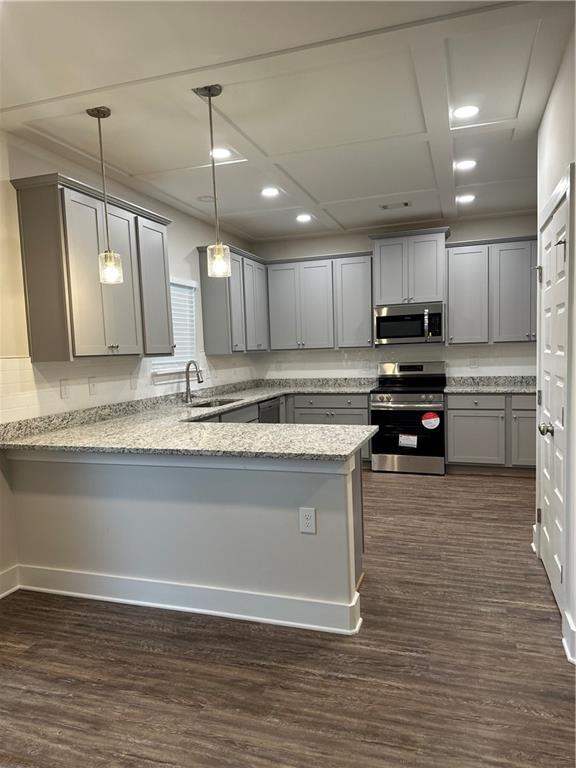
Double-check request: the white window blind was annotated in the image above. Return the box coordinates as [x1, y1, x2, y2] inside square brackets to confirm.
[152, 280, 197, 372]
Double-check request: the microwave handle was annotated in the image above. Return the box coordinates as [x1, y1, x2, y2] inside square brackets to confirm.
[423, 308, 429, 341]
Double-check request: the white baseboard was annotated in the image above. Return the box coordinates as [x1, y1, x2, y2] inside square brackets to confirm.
[17, 564, 361, 635]
[0, 565, 19, 599]
[562, 610, 576, 665]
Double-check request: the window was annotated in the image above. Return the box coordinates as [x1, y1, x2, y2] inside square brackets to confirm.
[152, 280, 197, 373]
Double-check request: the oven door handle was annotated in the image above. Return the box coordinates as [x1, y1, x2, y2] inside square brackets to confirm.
[423, 308, 429, 341]
[371, 403, 444, 411]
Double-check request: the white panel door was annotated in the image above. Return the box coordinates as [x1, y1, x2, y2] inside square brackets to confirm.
[538, 199, 569, 606]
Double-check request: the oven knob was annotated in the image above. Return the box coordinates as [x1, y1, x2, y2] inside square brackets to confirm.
[378, 394, 385, 402]
[421, 394, 426, 401]
[385, 394, 392, 402]
[428, 394, 434, 401]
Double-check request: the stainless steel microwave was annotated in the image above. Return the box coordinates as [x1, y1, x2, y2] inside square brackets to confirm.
[374, 302, 444, 345]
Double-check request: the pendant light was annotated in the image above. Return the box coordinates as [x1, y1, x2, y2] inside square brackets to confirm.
[192, 84, 231, 278]
[86, 106, 123, 285]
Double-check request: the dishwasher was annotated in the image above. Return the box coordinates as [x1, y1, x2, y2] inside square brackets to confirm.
[258, 398, 281, 423]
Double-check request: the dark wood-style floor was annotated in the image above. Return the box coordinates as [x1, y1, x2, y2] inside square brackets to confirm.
[0, 473, 573, 768]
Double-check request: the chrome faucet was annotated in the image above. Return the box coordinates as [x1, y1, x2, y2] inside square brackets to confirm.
[184, 359, 204, 403]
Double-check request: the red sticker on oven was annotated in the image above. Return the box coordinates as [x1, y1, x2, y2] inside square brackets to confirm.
[421, 412, 440, 430]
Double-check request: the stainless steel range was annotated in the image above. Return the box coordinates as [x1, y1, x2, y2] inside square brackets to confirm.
[370, 361, 447, 475]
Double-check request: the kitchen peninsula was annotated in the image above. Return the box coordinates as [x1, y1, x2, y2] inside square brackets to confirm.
[1, 389, 375, 635]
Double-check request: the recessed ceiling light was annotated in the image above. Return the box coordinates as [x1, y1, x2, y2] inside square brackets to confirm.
[296, 213, 312, 223]
[452, 105, 479, 120]
[456, 194, 476, 204]
[454, 159, 477, 171]
[261, 186, 280, 198]
[210, 147, 232, 160]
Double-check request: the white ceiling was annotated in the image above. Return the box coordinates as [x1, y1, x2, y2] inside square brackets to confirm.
[0, 1, 573, 241]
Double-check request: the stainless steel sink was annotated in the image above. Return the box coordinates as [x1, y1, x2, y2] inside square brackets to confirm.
[185, 398, 241, 408]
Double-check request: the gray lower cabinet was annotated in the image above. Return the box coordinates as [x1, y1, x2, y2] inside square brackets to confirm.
[447, 244, 489, 344]
[447, 409, 506, 464]
[334, 255, 372, 347]
[64, 189, 142, 357]
[490, 241, 533, 343]
[220, 403, 259, 423]
[12, 173, 173, 363]
[447, 393, 536, 467]
[372, 230, 446, 305]
[292, 394, 370, 460]
[243, 258, 269, 351]
[136, 218, 174, 355]
[268, 260, 333, 350]
[511, 410, 537, 466]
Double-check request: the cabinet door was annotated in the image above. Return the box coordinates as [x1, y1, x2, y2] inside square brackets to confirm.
[530, 240, 537, 340]
[448, 245, 489, 344]
[244, 258, 269, 351]
[447, 410, 506, 464]
[299, 260, 334, 349]
[373, 238, 407, 305]
[136, 218, 174, 355]
[268, 263, 300, 350]
[293, 408, 330, 424]
[102, 204, 142, 355]
[334, 255, 372, 348]
[229, 254, 245, 352]
[330, 409, 370, 460]
[63, 189, 109, 356]
[408, 233, 445, 303]
[490, 241, 532, 342]
[511, 411, 536, 466]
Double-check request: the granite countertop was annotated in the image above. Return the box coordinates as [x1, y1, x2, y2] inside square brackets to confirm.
[445, 376, 536, 395]
[1, 383, 377, 461]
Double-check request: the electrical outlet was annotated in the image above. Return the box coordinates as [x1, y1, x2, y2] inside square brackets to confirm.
[59, 379, 69, 400]
[88, 377, 97, 396]
[299, 507, 316, 534]
[469, 357, 479, 369]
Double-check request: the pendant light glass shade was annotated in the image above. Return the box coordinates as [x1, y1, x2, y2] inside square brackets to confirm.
[86, 106, 124, 285]
[193, 84, 230, 279]
[207, 242, 231, 278]
[98, 249, 124, 284]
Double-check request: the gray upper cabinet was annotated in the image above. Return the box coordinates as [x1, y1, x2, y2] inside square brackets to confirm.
[199, 248, 246, 355]
[268, 260, 333, 350]
[447, 244, 489, 344]
[373, 238, 406, 305]
[490, 241, 532, 343]
[229, 254, 246, 352]
[334, 255, 372, 348]
[243, 257, 269, 351]
[268, 263, 300, 350]
[530, 240, 537, 340]
[136, 218, 174, 355]
[12, 173, 172, 363]
[64, 189, 142, 357]
[409, 232, 446, 303]
[299, 260, 334, 349]
[372, 230, 446, 305]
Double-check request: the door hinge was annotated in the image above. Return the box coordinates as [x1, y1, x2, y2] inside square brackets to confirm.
[536, 508, 542, 524]
[561, 564, 564, 584]
[537, 389, 542, 406]
[561, 407, 565, 427]
[533, 264, 543, 283]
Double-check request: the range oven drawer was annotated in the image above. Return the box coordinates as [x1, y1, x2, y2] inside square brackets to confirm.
[371, 407, 445, 458]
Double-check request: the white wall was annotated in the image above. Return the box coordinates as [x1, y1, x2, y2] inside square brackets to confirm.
[252, 212, 537, 261]
[537, 31, 576, 661]
[0, 131, 267, 423]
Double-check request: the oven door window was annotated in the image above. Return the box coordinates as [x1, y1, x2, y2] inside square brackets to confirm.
[371, 409, 445, 457]
[376, 314, 425, 340]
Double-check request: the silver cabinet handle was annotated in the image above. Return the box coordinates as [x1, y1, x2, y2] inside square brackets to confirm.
[538, 422, 554, 436]
[525, 333, 530, 338]
[449, 336, 454, 341]
[233, 343, 238, 348]
[347, 400, 351, 405]
[513, 415, 517, 420]
[532, 332, 536, 338]
[325, 411, 330, 417]
[473, 400, 479, 405]
[309, 400, 313, 405]
[302, 341, 305, 347]
[171, 344, 176, 349]
[500, 414, 505, 420]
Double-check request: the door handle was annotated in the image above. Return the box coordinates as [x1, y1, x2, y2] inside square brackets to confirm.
[538, 422, 554, 436]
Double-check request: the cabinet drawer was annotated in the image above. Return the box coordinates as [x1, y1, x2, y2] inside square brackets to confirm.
[293, 394, 368, 409]
[447, 394, 506, 410]
[511, 394, 536, 410]
[220, 403, 259, 423]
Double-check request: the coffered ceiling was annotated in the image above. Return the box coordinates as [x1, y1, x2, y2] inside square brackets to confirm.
[0, 1, 573, 241]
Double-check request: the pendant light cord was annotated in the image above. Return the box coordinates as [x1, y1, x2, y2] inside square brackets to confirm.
[96, 116, 111, 252]
[207, 93, 221, 244]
